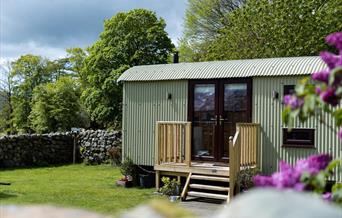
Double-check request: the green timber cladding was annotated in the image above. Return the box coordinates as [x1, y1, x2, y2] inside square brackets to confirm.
[119, 56, 342, 181]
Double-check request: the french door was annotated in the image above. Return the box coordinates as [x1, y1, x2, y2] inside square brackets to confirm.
[188, 79, 252, 162]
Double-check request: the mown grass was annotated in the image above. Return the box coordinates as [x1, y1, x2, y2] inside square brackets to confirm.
[0, 164, 159, 215]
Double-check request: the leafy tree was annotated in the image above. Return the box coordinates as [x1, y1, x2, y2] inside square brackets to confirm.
[180, 0, 342, 61]
[65, 47, 88, 87]
[10, 55, 53, 132]
[179, 0, 245, 62]
[29, 76, 89, 133]
[10, 54, 73, 133]
[0, 61, 14, 134]
[82, 9, 174, 128]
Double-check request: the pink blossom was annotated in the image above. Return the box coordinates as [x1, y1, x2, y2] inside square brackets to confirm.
[326, 32, 342, 52]
[320, 87, 339, 106]
[311, 69, 330, 83]
[320, 51, 342, 70]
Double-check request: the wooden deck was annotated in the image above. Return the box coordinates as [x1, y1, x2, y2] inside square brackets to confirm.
[154, 121, 260, 202]
[154, 161, 229, 177]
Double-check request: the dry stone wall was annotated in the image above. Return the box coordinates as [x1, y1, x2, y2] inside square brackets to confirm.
[0, 132, 75, 167]
[0, 130, 121, 168]
[78, 130, 121, 165]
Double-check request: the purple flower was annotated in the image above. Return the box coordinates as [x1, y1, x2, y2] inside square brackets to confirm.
[322, 192, 332, 202]
[295, 154, 332, 176]
[315, 87, 322, 94]
[326, 32, 342, 52]
[283, 95, 304, 109]
[319, 51, 342, 70]
[307, 154, 332, 171]
[320, 87, 339, 106]
[311, 69, 330, 83]
[253, 175, 273, 187]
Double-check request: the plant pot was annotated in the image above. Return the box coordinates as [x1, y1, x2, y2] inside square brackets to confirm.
[169, 195, 179, 202]
[116, 179, 133, 188]
[139, 174, 153, 188]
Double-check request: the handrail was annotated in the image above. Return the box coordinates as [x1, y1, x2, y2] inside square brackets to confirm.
[229, 123, 260, 202]
[229, 131, 241, 202]
[155, 121, 191, 166]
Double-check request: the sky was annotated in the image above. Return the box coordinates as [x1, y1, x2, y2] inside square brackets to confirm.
[0, 0, 188, 63]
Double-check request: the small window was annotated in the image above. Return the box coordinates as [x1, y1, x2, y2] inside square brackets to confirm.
[284, 85, 295, 95]
[282, 128, 315, 148]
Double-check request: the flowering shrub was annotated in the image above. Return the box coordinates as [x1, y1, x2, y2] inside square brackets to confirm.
[282, 32, 342, 136]
[278, 32, 342, 205]
[253, 154, 342, 205]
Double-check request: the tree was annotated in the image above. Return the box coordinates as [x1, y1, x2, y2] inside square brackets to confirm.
[65, 47, 88, 87]
[10, 55, 52, 132]
[0, 61, 14, 134]
[10, 54, 72, 133]
[82, 9, 174, 128]
[29, 76, 89, 133]
[179, 0, 245, 62]
[180, 0, 342, 61]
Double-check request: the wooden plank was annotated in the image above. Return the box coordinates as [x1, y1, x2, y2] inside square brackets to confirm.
[163, 124, 167, 162]
[154, 164, 229, 177]
[189, 184, 229, 192]
[155, 170, 160, 191]
[187, 191, 228, 200]
[185, 123, 191, 167]
[191, 175, 229, 182]
[155, 122, 159, 165]
[181, 172, 192, 200]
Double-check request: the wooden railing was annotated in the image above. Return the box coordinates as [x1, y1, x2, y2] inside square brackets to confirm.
[237, 123, 260, 168]
[229, 123, 260, 201]
[155, 121, 192, 166]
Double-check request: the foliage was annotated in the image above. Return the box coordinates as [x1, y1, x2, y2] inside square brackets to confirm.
[237, 167, 259, 190]
[0, 164, 158, 215]
[107, 146, 122, 166]
[180, 0, 342, 61]
[28, 76, 89, 133]
[253, 154, 342, 205]
[282, 32, 342, 136]
[159, 177, 181, 196]
[0, 61, 14, 134]
[82, 9, 174, 128]
[120, 157, 136, 177]
[179, 0, 244, 62]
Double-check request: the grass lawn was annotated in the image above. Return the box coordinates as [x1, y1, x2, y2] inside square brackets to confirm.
[0, 164, 159, 215]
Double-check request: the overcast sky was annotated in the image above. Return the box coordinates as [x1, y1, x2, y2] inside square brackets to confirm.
[0, 0, 187, 62]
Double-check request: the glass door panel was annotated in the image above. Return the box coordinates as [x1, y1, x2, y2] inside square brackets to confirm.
[193, 84, 216, 158]
[221, 83, 249, 159]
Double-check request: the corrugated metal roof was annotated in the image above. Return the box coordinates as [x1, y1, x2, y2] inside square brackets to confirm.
[118, 56, 326, 82]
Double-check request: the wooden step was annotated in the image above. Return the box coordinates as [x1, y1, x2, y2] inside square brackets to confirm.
[187, 191, 228, 200]
[191, 174, 229, 182]
[189, 184, 229, 192]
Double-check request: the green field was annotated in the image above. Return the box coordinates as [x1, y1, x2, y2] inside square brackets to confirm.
[0, 164, 158, 215]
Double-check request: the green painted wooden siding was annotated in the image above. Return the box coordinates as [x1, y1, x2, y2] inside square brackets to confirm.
[122, 80, 188, 166]
[253, 76, 342, 181]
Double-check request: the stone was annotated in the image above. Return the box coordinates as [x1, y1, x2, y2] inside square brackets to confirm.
[216, 189, 342, 218]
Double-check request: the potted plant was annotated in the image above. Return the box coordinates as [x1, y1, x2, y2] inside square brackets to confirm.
[237, 167, 259, 193]
[159, 177, 181, 202]
[116, 157, 136, 188]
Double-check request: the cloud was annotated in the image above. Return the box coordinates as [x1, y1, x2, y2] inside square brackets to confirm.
[0, 0, 187, 60]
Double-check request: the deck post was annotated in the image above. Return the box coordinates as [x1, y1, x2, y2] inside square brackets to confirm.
[185, 122, 191, 167]
[155, 170, 160, 191]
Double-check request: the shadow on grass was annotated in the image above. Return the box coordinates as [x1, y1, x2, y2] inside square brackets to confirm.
[0, 162, 84, 172]
[0, 191, 18, 199]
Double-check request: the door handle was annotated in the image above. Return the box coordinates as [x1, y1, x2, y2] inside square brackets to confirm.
[210, 115, 218, 125]
[219, 115, 225, 126]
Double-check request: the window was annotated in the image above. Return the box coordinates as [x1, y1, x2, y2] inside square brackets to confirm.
[284, 85, 295, 95]
[283, 128, 315, 148]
